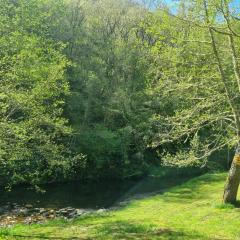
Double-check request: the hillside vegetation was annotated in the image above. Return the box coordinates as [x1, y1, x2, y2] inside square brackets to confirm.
[2, 0, 240, 238]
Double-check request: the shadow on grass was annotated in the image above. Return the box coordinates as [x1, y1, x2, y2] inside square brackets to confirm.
[158, 173, 227, 203]
[114, 174, 207, 210]
[93, 220, 216, 240]
[2, 219, 219, 240]
[2, 235, 85, 240]
[231, 200, 240, 208]
[119, 173, 199, 200]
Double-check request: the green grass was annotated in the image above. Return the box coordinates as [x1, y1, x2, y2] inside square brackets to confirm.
[1, 172, 240, 239]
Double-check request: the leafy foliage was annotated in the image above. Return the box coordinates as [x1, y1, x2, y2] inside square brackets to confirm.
[1, 0, 239, 187]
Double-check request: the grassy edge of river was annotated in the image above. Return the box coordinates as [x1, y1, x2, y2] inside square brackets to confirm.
[2, 172, 240, 239]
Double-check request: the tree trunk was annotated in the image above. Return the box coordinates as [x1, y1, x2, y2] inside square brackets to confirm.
[223, 150, 240, 204]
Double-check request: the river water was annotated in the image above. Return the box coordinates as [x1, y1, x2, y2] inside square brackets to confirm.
[0, 174, 192, 210]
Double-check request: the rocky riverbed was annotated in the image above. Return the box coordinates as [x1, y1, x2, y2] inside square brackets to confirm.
[0, 203, 106, 227]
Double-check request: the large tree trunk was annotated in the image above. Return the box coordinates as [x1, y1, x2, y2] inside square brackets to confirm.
[202, 0, 240, 204]
[203, 0, 240, 203]
[223, 150, 240, 204]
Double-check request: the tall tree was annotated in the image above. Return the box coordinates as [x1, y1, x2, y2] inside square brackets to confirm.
[61, 0, 152, 178]
[145, 0, 240, 203]
[0, 0, 84, 188]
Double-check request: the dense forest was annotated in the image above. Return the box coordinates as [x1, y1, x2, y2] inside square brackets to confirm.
[1, 0, 240, 203]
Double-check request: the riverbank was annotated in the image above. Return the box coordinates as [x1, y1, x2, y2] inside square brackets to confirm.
[1, 172, 240, 239]
[0, 168, 194, 228]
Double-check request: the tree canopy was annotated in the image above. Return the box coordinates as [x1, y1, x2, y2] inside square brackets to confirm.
[1, 0, 240, 202]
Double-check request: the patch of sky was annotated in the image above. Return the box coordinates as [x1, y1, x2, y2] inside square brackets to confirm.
[135, 0, 239, 18]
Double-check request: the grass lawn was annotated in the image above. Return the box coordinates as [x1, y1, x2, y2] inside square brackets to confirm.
[1, 172, 240, 240]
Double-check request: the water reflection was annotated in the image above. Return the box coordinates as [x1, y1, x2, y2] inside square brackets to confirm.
[0, 175, 192, 210]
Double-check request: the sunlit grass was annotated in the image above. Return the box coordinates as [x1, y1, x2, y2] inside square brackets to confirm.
[2, 173, 240, 239]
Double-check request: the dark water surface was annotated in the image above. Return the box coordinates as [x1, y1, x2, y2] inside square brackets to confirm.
[0, 179, 138, 209]
[0, 175, 192, 210]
